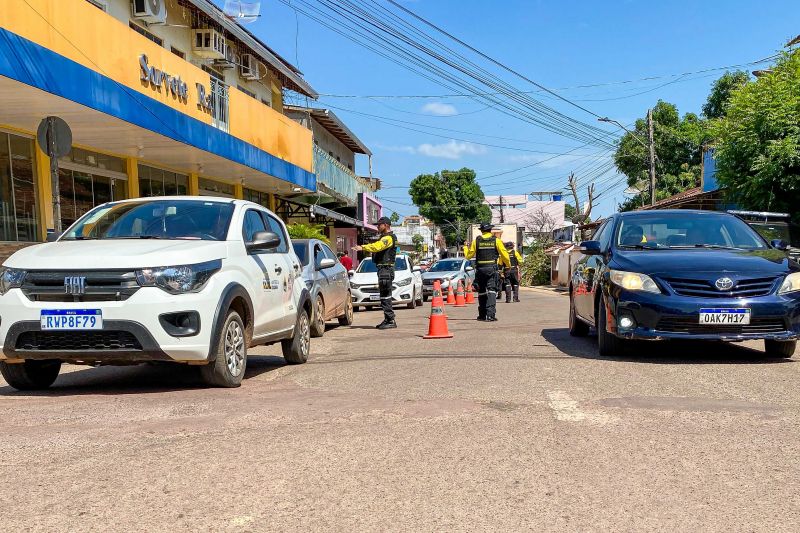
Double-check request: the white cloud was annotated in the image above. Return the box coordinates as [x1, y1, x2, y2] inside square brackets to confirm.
[374, 143, 416, 155]
[421, 102, 458, 116]
[417, 140, 487, 160]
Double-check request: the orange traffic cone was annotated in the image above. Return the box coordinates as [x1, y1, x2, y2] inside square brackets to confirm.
[424, 284, 453, 339]
[454, 280, 466, 307]
[445, 283, 456, 305]
[465, 279, 476, 304]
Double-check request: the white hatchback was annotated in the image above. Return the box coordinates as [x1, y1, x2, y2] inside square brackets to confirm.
[349, 255, 423, 310]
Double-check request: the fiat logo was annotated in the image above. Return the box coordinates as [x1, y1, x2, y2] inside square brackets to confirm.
[715, 277, 734, 291]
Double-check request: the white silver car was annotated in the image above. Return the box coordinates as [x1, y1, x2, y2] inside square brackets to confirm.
[421, 258, 475, 300]
[349, 255, 424, 310]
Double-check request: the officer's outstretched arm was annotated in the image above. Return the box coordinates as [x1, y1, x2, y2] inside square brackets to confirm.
[463, 239, 476, 259]
[497, 241, 511, 268]
[361, 235, 394, 253]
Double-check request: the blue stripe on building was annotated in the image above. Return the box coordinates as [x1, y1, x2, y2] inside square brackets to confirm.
[0, 28, 316, 191]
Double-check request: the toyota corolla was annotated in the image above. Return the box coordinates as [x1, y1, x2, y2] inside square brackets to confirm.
[569, 210, 800, 358]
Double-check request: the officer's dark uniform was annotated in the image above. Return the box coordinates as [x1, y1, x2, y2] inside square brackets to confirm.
[360, 220, 398, 328]
[464, 225, 510, 321]
[504, 244, 522, 303]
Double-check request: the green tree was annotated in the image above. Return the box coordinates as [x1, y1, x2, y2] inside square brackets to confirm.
[389, 212, 400, 225]
[286, 223, 330, 245]
[614, 100, 708, 211]
[712, 52, 800, 217]
[412, 233, 425, 253]
[408, 168, 492, 245]
[564, 203, 577, 222]
[702, 70, 750, 119]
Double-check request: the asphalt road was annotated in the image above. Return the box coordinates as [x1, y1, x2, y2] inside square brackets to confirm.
[2, 288, 799, 532]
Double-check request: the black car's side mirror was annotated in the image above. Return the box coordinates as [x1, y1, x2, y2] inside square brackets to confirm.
[771, 239, 790, 251]
[246, 231, 281, 253]
[579, 240, 602, 255]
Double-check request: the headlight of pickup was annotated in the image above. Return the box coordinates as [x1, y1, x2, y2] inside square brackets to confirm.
[609, 269, 660, 294]
[396, 277, 412, 287]
[779, 272, 800, 294]
[350, 282, 362, 289]
[136, 259, 221, 294]
[0, 267, 26, 295]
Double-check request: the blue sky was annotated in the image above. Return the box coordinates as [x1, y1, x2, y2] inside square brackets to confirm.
[220, 0, 800, 218]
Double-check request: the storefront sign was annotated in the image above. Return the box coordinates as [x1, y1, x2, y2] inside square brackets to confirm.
[139, 54, 188, 100]
[357, 192, 383, 231]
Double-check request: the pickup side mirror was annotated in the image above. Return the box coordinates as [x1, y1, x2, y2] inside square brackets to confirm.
[465, 265, 474, 272]
[412, 265, 421, 273]
[317, 257, 336, 270]
[771, 239, 790, 251]
[246, 231, 281, 253]
[348, 269, 355, 277]
[579, 240, 602, 255]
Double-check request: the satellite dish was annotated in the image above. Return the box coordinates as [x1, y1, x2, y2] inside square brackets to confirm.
[223, 1, 261, 24]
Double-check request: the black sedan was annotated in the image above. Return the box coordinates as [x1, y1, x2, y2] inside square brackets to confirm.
[569, 210, 800, 358]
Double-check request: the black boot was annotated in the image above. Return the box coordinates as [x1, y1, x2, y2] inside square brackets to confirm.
[377, 320, 397, 330]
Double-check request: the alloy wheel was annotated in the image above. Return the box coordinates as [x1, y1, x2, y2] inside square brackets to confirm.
[224, 319, 245, 377]
[299, 312, 310, 358]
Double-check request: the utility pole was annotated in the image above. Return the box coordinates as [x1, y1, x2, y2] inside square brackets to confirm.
[499, 195, 505, 223]
[647, 108, 656, 205]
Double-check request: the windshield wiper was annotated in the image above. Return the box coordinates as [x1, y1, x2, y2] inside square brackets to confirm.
[668, 244, 744, 250]
[618, 244, 662, 250]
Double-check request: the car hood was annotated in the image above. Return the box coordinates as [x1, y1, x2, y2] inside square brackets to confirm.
[422, 270, 460, 279]
[611, 248, 796, 276]
[350, 271, 411, 285]
[4, 240, 230, 270]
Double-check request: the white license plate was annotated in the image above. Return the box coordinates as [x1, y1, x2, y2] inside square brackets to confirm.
[369, 294, 381, 301]
[699, 308, 750, 325]
[41, 310, 103, 330]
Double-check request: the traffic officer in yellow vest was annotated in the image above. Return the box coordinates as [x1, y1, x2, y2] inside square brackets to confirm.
[353, 216, 398, 329]
[463, 222, 511, 321]
[502, 241, 523, 303]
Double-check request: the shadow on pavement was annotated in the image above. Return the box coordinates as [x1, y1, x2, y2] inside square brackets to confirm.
[541, 327, 795, 364]
[0, 355, 287, 396]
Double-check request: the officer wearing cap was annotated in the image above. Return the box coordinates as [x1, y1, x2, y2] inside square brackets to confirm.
[353, 216, 398, 329]
[463, 222, 510, 321]
[502, 241, 523, 303]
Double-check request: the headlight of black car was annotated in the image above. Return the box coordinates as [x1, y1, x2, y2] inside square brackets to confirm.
[136, 260, 221, 294]
[609, 269, 660, 294]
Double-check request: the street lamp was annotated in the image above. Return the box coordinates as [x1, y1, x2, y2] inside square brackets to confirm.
[599, 114, 657, 206]
[598, 117, 648, 149]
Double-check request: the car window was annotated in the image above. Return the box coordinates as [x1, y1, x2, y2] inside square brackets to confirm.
[292, 242, 309, 265]
[614, 213, 767, 250]
[357, 258, 377, 273]
[262, 213, 289, 253]
[429, 259, 463, 272]
[396, 257, 408, 271]
[313, 243, 326, 266]
[596, 220, 614, 250]
[321, 244, 337, 261]
[242, 209, 268, 243]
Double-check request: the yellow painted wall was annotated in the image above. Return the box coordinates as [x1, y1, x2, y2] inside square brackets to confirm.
[1, 0, 313, 172]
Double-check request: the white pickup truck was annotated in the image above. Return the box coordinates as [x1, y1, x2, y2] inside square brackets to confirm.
[0, 196, 312, 390]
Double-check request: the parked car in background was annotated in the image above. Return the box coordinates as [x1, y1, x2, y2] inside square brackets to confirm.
[569, 209, 800, 358]
[349, 254, 423, 310]
[421, 258, 475, 300]
[292, 239, 353, 337]
[729, 210, 800, 262]
[0, 197, 313, 391]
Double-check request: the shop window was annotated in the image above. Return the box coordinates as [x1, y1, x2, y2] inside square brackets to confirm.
[199, 178, 234, 197]
[0, 133, 39, 241]
[56, 169, 127, 230]
[244, 188, 270, 208]
[62, 148, 124, 174]
[138, 164, 188, 197]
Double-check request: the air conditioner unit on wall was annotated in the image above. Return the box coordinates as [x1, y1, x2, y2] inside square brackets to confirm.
[240, 54, 258, 79]
[214, 43, 237, 69]
[132, 0, 167, 24]
[193, 28, 227, 60]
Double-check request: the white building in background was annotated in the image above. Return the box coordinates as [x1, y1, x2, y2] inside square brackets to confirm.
[484, 195, 567, 245]
[394, 215, 437, 259]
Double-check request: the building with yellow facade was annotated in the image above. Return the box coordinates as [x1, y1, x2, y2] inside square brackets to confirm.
[0, 0, 323, 254]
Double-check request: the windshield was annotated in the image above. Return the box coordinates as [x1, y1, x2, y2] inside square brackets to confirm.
[748, 222, 791, 243]
[615, 213, 767, 250]
[429, 259, 463, 272]
[357, 257, 408, 273]
[62, 200, 234, 241]
[292, 242, 309, 265]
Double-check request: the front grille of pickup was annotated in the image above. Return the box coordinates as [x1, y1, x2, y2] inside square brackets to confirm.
[660, 276, 778, 298]
[21, 271, 140, 302]
[16, 331, 143, 351]
[656, 316, 787, 335]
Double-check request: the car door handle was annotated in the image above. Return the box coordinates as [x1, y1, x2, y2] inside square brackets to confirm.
[274, 266, 283, 274]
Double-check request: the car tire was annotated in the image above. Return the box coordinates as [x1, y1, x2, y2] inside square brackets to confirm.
[353, 305, 361, 312]
[597, 296, 626, 357]
[764, 339, 796, 358]
[407, 289, 417, 309]
[282, 309, 310, 364]
[311, 295, 325, 338]
[201, 311, 247, 388]
[423, 294, 429, 303]
[568, 294, 589, 337]
[0, 359, 61, 391]
[416, 291, 424, 306]
[338, 297, 354, 326]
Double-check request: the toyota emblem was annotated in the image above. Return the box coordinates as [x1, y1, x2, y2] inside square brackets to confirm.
[715, 277, 734, 291]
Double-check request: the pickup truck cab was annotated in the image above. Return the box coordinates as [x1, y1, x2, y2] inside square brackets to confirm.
[0, 196, 312, 390]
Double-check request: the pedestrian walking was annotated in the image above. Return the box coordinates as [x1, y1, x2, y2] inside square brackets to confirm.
[502, 241, 522, 303]
[463, 222, 511, 321]
[338, 252, 353, 272]
[353, 216, 398, 329]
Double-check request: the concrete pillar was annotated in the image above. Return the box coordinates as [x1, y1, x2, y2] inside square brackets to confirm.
[234, 182, 244, 200]
[268, 192, 276, 212]
[33, 139, 53, 241]
[188, 173, 200, 196]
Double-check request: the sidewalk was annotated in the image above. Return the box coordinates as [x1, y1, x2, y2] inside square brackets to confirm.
[521, 284, 569, 296]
